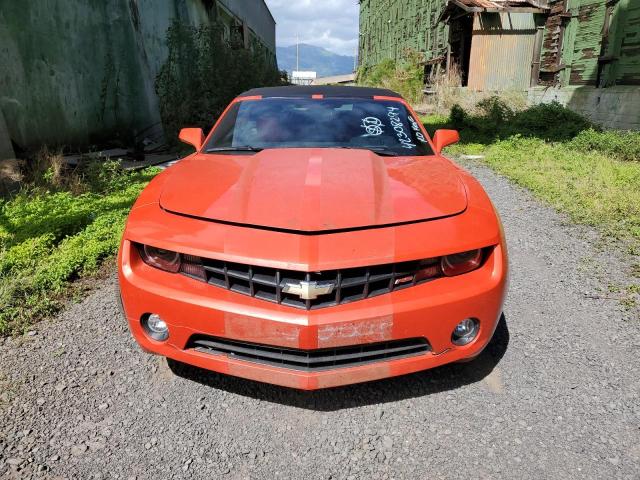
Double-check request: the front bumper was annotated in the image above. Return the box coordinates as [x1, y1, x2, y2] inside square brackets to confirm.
[118, 240, 507, 390]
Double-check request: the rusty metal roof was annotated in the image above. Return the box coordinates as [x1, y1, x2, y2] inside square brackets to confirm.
[440, 0, 549, 22]
[458, 0, 548, 9]
[459, 0, 502, 8]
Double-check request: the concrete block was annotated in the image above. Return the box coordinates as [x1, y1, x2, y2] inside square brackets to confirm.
[528, 85, 640, 131]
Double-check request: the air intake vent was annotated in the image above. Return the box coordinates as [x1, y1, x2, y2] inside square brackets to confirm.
[188, 336, 431, 371]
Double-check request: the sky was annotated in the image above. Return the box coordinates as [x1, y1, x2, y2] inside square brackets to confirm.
[264, 0, 359, 57]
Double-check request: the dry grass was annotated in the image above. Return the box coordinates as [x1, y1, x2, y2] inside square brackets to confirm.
[0, 159, 24, 183]
[0, 159, 25, 196]
[0, 148, 67, 193]
[415, 63, 528, 116]
[42, 148, 65, 187]
[25, 147, 103, 195]
[431, 63, 463, 111]
[30, 147, 65, 187]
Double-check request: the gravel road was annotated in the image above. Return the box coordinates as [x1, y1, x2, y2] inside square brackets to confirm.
[1, 161, 639, 479]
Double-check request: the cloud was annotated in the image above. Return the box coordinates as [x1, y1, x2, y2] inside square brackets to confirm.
[264, 0, 359, 56]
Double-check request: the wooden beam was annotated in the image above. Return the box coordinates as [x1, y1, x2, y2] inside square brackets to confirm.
[483, 7, 547, 13]
[450, 0, 482, 13]
[531, 26, 545, 87]
[540, 63, 566, 73]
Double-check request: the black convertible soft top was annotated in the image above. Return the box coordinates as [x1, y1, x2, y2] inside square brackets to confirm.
[238, 85, 402, 99]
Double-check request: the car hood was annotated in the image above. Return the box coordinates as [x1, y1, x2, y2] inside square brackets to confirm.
[159, 148, 467, 232]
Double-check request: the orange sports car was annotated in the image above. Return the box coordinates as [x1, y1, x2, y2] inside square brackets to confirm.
[118, 86, 508, 390]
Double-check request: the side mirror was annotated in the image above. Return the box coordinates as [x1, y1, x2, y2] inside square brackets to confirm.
[432, 129, 460, 154]
[179, 128, 205, 151]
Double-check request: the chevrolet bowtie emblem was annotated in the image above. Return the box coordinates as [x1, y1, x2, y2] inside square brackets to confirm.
[282, 280, 335, 300]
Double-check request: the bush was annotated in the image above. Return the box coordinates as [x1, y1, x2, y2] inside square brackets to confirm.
[476, 136, 640, 242]
[446, 99, 596, 144]
[511, 102, 593, 141]
[569, 129, 640, 162]
[358, 50, 425, 104]
[0, 163, 159, 335]
[476, 96, 515, 127]
[443, 99, 640, 162]
[449, 104, 466, 130]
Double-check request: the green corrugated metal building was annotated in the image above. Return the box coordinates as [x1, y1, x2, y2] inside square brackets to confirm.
[359, 0, 640, 88]
[532, 0, 640, 129]
[359, 0, 552, 89]
[540, 0, 640, 87]
[358, 0, 449, 70]
[359, 0, 640, 128]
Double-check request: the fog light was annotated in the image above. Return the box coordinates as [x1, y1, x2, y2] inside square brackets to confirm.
[142, 313, 169, 341]
[452, 318, 479, 346]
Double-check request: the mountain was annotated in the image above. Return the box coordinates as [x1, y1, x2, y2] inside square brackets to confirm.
[276, 43, 355, 78]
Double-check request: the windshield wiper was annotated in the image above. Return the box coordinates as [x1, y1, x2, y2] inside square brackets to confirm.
[334, 146, 401, 157]
[205, 146, 401, 156]
[205, 146, 264, 153]
[366, 147, 402, 157]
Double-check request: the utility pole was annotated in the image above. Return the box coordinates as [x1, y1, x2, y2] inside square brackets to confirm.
[353, 46, 357, 72]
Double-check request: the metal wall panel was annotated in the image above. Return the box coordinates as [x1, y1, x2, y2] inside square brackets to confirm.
[609, 0, 640, 85]
[0, 0, 277, 149]
[218, 0, 276, 52]
[566, 0, 606, 85]
[358, 0, 449, 68]
[540, 0, 640, 86]
[467, 12, 539, 90]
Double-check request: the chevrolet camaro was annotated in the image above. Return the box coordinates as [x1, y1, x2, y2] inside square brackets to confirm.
[117, 86, 508, 390]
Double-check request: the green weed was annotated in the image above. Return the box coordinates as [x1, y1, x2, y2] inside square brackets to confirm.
[421, 99, 640, 267]
[156, 20, 285, 143]
[476, 136, 640, 242]
[358, 51, 425, 104]
[0, 164, 159, 335]
[569, 129, 640, 162]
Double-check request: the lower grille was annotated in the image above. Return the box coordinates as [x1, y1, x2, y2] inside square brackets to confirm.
[188, 336, 431, 371]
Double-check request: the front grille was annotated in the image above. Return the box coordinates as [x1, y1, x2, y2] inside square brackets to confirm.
[188, 336, 431, 371]
[180, 256, 442, 310]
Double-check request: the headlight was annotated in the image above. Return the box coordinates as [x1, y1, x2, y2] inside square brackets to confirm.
[138, 245, 181, 273]
[136, 244, 207, 279]
[441, 249, 483, 276]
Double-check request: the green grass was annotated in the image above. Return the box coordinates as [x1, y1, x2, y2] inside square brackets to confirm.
[422, 99, 640, 254]
[424, 101, 639, 313]
[454, 136, 640, 242]
[358, 52, 425, 104]
[568, 129, 640, 163]
[423, 98, 640, 310]
[0, 163, 159, 335]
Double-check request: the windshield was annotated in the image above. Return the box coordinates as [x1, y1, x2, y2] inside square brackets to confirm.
[204, 97, 434, 156]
